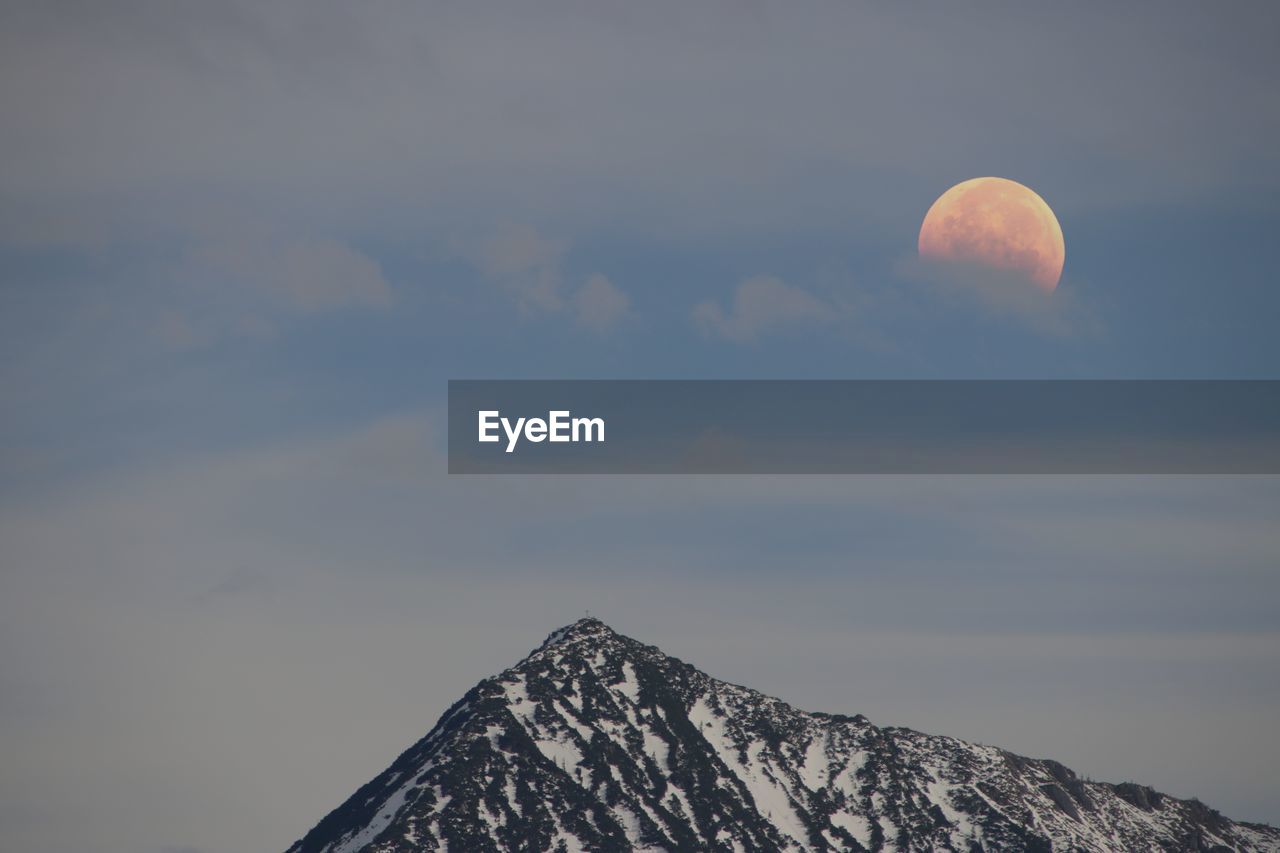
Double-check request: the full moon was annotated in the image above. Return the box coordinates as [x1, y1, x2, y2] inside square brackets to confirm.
[918, 177, 1065, 292]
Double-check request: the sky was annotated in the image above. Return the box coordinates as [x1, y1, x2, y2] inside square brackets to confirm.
[1, 3, 1279, 852]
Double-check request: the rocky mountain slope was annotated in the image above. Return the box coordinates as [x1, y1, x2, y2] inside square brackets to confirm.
[286, 618, 1280, 852]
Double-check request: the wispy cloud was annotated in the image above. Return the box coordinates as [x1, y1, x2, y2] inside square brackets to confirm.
[693, 276, 836, 343]
[144, 235, 392, 350]
[468, 225, 632, 332]
[573, 273, 631, 334]
[472, 224, 567, 314]
[895, 256, 1100, 338]
[195, 237, 392, 314]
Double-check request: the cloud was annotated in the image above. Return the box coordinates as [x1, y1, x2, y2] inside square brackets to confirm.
[693, 276, 834, 342]
[896, 256, 1099, 338]
[473, 224, 567, 313]
[572, 273, 630, 333]
[272, 241, 392, 312]
[198, 237, 392, 314]
[144, 235, 391, 349]
[469, 226, 631, 331]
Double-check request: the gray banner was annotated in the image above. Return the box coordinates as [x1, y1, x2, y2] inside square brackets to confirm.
[448, 380, 1280, 474]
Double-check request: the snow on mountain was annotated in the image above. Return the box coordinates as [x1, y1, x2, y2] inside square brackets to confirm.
[286, 618, 1280, 852]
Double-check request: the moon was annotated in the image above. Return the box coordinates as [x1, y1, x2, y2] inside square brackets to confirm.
[918, 177, 1065, 292]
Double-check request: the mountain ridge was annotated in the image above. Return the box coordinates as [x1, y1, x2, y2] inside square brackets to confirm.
[286, 618, 1280, 852]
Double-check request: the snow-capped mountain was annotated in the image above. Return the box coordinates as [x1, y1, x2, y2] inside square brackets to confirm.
[286, 618, 1279, 852]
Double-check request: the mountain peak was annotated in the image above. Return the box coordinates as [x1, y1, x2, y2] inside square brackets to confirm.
[536, 615, 615, 649]
[288, 620, 1280, 853]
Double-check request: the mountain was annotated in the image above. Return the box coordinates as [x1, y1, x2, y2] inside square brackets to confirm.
[286, 618, 1279, 852]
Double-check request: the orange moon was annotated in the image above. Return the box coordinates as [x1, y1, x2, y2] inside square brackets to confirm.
[918, 177, 1065, 292]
